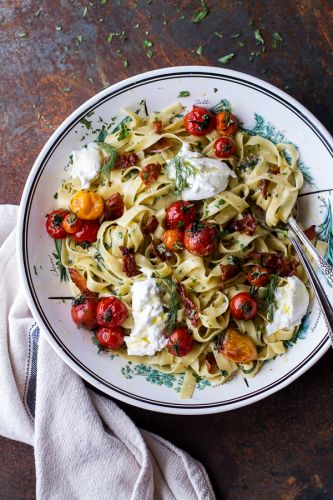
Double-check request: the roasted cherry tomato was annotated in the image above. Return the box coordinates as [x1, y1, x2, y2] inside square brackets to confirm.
[71, 295, 99, 330]
[95, 326, 125, 350]
[246, 265, 270, 287]
[140, 163, 162, 185]
[229, 292, 258, 320]
[165, 201, 198, 229]
[45, 209, 69, 239]
[162, 229, 184, 252]
[220, 328, 257, 363]
[214, 137, 236, 158]
[62, 212, 82, 234]
[167, 326, 193, 357]
[215, 111, 238, 136]
[184, 106, 215, 136]
[72, 219, 99, 244]
[96, 296, 127, 328]
[70, 191, 104, 220]
[104, 193, 124, 221]
[184, 221, 219, 257]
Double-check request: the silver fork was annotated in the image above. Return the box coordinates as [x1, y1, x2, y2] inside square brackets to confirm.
[249, 203, 333, 343]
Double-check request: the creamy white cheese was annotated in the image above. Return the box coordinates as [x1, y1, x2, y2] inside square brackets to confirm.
[70, 142, 102, 189]
[266, 276, 309, 336]
[166, 142, 236, 201]
[125, 278, 167, 356]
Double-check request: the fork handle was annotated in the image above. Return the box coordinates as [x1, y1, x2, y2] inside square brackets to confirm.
[287, 216, 333, 285]
[289, 234, 333, 344]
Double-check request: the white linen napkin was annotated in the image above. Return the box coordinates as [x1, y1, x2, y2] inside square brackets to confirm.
[0, 205, 215, 500]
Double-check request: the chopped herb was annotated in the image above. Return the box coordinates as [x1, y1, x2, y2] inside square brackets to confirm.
[98, 143, 118, 176]
[75, 35, 83, 44]
[196, 45, 203, 55]
[62, 86, 71, 93]
[263, 274, 279, 322]
[192, 1, 209, 24]
[107, 32, 114, 43]
[53, 192, 58, 199]
[158, 276, 180, 334]
[165, 154, 198, 196]
[249, 286, 258, 297]
[133, 23, 140, 29]
[143, 39, 153, 48]
[146, 49, 153, 58]
[178, 90, 190, 97]
[82, 6, 88, 17]
[254, 28, 265, 45]
[215, 31, 224, 38]
[272, 31, 283, 48]
[18, 32, 27, 38]
[238, 41, 245, 48]
[97, 125, 107, 142]
[231, 32, 242, 39]
[56, 25, 62, 31]
[52, 239, 68, 282]
[218, 53, 235, 64]
[123, 59, 129, 68]
[117, 122, 131, 141]
[80, 117, 92, 129]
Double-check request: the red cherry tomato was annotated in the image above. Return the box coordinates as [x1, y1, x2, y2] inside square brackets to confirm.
[162, 229, 184, 251]
[96, 296, 127, 328]
[167, 326, 193, 357]
[214, 137, 236, 158]
[165, 201, 197, 229]
[184, 221, 219, 256]
[184, 106, 215, 136]
[104, 193, 125, 221]
[72, 219, 99, 244]
[215, 111, 238, 136]
[246, 265, 270, 287]
[46, 209, 69, 239]
[221, 328, 257, 363]
[229, 292, 258, 320]
[95, 326, 125, 350]
[71, 296, 99, 330]
[62, 212, 82, 234]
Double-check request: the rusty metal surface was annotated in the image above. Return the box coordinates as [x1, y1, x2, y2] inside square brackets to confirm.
[1, 0, 333, 498]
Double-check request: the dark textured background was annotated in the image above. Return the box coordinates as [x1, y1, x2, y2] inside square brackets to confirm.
[1, 1, 333, 498]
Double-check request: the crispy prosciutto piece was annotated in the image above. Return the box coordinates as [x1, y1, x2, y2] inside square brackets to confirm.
[143, 215, 159, 235]
[229, 212, 256, 236]
[115, 153, 138, 170]
[152, 120, 163, 134]
[119, 246, 140, 277]
[303, 225, 317, 241]
[205, 352, 218, 374]
[69, 268, 97, 298]
[259, 179, 270, 199]
[250, 252, 298, 277]
[220, 263, 241, 288]
[177, 283, 200, 327]
[145, 137, 174, 153]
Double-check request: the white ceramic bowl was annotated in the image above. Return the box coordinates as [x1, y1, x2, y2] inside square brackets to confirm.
[18, 66, 333, 414]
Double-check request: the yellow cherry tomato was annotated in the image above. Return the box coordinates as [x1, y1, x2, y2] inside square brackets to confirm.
[70, 191, 104, 220]
[220, 328, 257, 363]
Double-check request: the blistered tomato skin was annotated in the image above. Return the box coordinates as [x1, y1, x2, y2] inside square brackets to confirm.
[229, 292, 258, 320]
[46, 209, 69, 239]
[246, 265, 270, 287]
[95, 326, 125, 350]
[221, 328, 257, 363]
[167, 327, 193, 357]
[215, 111, 238, 136]
[72, 219, 100, 243]
[214, 137, 236, 158]
[165, 201, 197, 229]
[184, 106, 215, 136]
[183, 222, 219, 257]
[96, 296, 127, 328]
[71, 296, 99, 330]
[162, 229, 184, 251]
[70, 191, 105, 220]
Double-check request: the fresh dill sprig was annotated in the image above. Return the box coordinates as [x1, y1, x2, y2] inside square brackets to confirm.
[158, 276, 180, 334]
[166, 154, 198, 196]
[263, 274, 279, 322]
[52, 239, 68, 283]
[97, 142, 118, 176]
